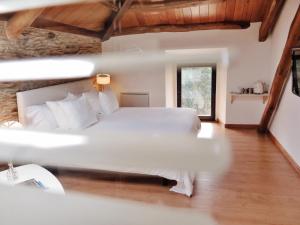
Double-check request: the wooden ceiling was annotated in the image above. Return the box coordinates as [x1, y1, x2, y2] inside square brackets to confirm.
[0, 0, 285, 42]
[121, 0, 268, 27]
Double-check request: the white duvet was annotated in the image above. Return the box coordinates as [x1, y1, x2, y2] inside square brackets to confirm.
[86, 107, 201, 196]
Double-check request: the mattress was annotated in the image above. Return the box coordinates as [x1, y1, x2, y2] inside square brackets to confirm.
[86, 107, 201, 196]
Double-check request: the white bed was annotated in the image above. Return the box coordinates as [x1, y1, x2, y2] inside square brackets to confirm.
[88, 107, 200, 134]
[16, 79, 201, 196]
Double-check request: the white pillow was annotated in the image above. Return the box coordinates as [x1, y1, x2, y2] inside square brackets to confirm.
[98, 87, 119, 115]
[46, 93, 78, 129]
[58, 95, 98, 129]
[83, 91, 101, 114]
[25, 104, 57, 129]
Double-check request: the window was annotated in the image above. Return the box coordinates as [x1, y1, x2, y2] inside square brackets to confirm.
[177, 65, 216, 121]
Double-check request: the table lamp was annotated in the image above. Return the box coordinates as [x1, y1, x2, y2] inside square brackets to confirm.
[96, 74, 110, 91]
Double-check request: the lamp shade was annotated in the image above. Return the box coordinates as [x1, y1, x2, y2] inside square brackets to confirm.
[96, 74, 110, 85]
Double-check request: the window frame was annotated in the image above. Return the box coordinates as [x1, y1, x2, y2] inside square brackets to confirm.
[177, 64, 217, 121]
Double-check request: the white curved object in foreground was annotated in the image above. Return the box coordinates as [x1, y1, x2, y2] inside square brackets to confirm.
[0, 184, 218, 225]
[0, 128, 231, 173]
[0, 164, 64, 194]
[0, 128, 231, 196]
[0, 0, 100, 13]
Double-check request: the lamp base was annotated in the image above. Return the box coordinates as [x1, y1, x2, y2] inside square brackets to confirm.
[97, 85, 104, 92]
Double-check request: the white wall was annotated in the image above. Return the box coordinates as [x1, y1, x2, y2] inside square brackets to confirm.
[269, 0, 300, 165]
[217, 50, 229, 124]
[103, 36, 165, 107]
[103, 23, 272, 124]
[165, 63, 177, 108]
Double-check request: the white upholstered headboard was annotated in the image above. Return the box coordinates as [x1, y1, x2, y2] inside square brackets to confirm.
[16, 79, 94, 125]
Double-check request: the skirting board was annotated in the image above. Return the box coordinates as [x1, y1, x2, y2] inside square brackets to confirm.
[224, 124, 259, 129]
[268, 131, 300, 175]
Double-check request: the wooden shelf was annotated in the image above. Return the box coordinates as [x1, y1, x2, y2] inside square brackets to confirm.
[230, 93, 269, 104]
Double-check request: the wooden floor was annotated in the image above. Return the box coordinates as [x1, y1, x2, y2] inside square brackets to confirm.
[57, 123, 300, 225]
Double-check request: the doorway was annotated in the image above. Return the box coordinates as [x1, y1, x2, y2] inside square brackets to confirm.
[177, 65, 216, 121]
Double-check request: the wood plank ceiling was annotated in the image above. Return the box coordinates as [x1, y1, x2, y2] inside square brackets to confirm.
[0, 0, 276, 41]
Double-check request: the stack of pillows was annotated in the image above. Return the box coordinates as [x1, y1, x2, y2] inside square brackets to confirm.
[25, 87, 119, 130]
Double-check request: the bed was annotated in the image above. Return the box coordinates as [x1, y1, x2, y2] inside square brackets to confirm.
[88, 107, 200, 134]
[16, 79, 201, 196]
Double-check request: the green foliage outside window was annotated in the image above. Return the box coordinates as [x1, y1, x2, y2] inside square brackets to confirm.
[181, 67, 212, 116]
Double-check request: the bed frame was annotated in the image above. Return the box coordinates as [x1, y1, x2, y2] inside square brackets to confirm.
[16, 79, 93, 126]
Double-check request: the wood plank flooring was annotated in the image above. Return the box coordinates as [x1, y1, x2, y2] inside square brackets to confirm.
[57, 123, 300, 225]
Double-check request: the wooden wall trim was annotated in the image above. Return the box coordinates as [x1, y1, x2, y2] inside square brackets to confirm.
[268, 131, 300, 175]
[225, 124, 259, 129]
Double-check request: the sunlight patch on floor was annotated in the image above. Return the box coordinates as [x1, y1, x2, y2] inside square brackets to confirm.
[197, 123, 214, 139]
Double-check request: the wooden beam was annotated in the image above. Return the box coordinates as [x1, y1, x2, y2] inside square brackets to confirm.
[258, 6, 300, 132]
[102, 0, 134, 41]
[1, 16, 101, 39]
[113, 21, 250, 36]
[5, 8, 44, 39]
[130, 0, 224, 12]
[0, 14, 11, 21]
[100, 0, 119, 12]
[32, 18, 102, 39]
[296, 38, 300, 48]
[259, 0, 286, 42]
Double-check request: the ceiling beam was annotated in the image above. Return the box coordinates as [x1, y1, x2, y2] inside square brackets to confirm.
[102, 0, 134, 41]
[100, 0, 119, 12]
[32, 18, 102, 39]
[295, 38, 300, 48]
[5, 8, 44, 39]
[113, 21, 250, 36]
[0, 15, 101, 39]
[259, 0, 286, 42]
[130, 0, 224, 12]
[258, 5, 300, 132]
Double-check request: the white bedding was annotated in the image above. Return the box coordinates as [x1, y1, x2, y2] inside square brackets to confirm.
[16, 80, 201, 197]
[88, 107, 200, 134]
[86, 107, 201, 196]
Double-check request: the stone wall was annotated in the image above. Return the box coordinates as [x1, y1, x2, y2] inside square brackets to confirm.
[0, 21, 102, 122]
